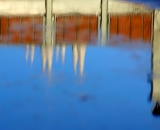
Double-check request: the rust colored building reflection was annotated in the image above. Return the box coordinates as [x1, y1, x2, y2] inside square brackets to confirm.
[0, 16, 43, 44]
[109, 14, 152, 44]
[56, 15, 98, 44]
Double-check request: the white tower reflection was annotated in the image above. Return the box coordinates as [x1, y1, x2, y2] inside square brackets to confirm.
[41, 45, 53, 72]
[61, 44, 66, 65]
[25, 43, 86, 75]
[56, 44, 59, 62]
[26, 45, 35, 66]
[72, 43, 86, 75]
[55, 44, 66, 65]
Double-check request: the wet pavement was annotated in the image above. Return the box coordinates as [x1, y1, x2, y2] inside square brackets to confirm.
[0, 0, 160, 130]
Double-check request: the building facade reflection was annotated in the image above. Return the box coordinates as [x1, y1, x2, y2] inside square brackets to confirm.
[0, 0, 157, 46]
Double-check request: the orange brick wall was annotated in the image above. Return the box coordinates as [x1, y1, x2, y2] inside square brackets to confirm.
[110, 14, 152, 43]
[56, 15, 98, 44]
[0, 16, 43, 44]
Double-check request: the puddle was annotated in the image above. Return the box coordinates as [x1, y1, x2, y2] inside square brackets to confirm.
[0, 0, 160, 130]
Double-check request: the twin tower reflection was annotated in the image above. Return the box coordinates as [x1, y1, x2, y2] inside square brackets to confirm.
[25, 44, 86, 75]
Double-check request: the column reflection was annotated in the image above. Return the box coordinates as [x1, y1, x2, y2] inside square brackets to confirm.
[26, 45, 35, 66]
[151, 31, 160, 116]
[72, 43, 86, 75]
[41, 45, 54, 72]
[61, 44, 66, 65]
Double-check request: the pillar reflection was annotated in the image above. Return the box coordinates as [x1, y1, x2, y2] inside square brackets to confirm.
[151, 30, 160, 116]
[26, 45, 35, 66]
[72, 43, 86, 75]
[56, 44, 59, 62]
[41, 45, 53, 72]
[61, 44, 66, 65]
[55, 44, 66, 65]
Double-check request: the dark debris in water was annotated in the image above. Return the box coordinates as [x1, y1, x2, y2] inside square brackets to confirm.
[79, 93, 94, 102]
[152, 102, 160, 116]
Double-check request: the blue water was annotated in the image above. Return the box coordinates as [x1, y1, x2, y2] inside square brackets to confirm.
[0, 0, 160, 129]
[0, 44, 159, 130]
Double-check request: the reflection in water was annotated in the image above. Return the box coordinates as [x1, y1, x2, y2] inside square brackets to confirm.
[1, 1, 160, 129]
[61, 44, 66, 65]
[151, 30, 160, 116]
[55, 44, 66, 64]
[41, 45, 53, 72]
[1, 0, 160, 116]
[26, 45, 35, 65]
[72, 44, 86, 75]
[0, 16, 43, 44]
[0, 0, 155, 45]
[152, 102, 160, 116]
[26, 43, 86, 75]
[56, 44, 59, 62]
